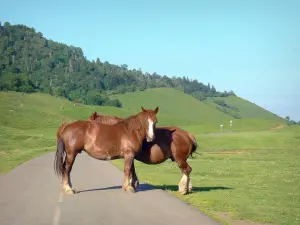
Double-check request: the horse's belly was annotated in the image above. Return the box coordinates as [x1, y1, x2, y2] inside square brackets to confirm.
[85, 146, 120, 160]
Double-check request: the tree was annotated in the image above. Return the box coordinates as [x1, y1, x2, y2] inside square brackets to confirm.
[96, 58, 101, 65]
[4, 22, 10, 27]
[211, 85, 216, 93]
[85, 90, 104, 105]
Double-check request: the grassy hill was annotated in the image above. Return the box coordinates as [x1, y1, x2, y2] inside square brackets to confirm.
[113, 88, 233, 125]
[113, 88, 284, 129]
[205, 96, 284, 121]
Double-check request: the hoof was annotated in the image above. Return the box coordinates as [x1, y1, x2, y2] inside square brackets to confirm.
[178, 190, 188, 195]
[178, 186, 188, 195]
[63, 189, 75, 195]
[126, 186, 136, 193]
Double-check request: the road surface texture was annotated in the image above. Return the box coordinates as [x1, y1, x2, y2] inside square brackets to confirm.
[0, 152, 220, 225]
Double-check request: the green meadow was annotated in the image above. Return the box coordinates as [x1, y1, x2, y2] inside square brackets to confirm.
[0, 90, 299, 225]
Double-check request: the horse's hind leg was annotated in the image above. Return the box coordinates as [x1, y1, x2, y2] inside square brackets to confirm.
[176, 160, 192, 195]
[62, 152, 78, 194]
[188, 174, 193, 193]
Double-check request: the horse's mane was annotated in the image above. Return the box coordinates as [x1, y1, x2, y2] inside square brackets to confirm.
[89, 112, 122, 125]
[95, 115, 122, 125]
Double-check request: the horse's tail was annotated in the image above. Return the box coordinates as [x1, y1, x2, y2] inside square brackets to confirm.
[54, 137, 65, 177]
[187, 132, 199, 158]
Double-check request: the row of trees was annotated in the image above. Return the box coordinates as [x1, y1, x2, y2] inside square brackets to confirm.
[213, 99, 242, 119]
[0, 22, 236, 107]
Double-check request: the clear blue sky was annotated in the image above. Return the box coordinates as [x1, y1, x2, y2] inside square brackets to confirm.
[1, 0, 299, 120]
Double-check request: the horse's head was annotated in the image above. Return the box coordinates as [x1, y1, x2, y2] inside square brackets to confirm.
[140, 106, 159, 142]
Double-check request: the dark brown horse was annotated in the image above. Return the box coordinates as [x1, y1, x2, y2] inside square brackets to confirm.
[87, 111, 198, 195]
[54, 107, 159, 194]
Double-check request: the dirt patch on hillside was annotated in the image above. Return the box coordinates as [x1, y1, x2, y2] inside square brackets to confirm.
[270, 124, 284, 130]
[13, 149, 22, 153]
[0, 151, 8, 156]
[216, 212, 273, 225]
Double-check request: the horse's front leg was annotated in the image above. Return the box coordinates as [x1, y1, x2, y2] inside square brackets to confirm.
[122, 153, 135, 193]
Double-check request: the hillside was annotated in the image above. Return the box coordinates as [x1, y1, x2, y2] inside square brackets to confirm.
[0, 21, 235, 108]
[113, 88, 233, 125]
[204, 96, 284, 121]
[113, 88, 285, 130]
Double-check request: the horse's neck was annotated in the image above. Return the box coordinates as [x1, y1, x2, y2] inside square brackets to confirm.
[123, 115, 146, 142]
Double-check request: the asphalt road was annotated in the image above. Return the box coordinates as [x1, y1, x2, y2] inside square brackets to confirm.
[0, 152, 220, 225]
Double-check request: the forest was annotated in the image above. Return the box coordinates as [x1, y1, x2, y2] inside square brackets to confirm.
[0, 22, 235, 107]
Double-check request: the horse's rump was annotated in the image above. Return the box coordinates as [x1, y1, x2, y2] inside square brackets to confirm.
[56, 121, 68, 141]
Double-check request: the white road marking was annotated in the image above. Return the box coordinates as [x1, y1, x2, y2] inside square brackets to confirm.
[52, 191, 64, 225]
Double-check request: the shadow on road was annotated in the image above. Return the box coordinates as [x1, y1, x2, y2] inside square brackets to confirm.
[76, 184, 233, 194]
[153, 185, 233, 192]
[76, 184, 155, 194]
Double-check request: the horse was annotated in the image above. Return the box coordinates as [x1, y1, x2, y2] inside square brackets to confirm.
[87, 111, 198, 195]
[54, 106, 159, 194]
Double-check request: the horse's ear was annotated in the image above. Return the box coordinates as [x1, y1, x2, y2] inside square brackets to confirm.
[154, 106, 159, 114]
[141, 106, 146, 112]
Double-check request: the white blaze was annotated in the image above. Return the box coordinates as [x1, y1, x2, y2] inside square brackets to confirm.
[147, 118, 154, 138]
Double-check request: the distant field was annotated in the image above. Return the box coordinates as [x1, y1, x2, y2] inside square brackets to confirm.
[1, 90, 297, 225]
[181, 118, 284, 134]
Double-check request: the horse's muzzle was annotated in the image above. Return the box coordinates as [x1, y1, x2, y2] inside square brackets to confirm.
[146, 135, 155, 142]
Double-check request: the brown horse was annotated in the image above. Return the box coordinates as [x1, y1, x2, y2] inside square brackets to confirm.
[87, 111, 198, 195]
[54, 107, 159, 194]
